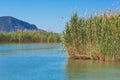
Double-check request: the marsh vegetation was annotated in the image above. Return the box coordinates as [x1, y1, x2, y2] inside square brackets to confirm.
[0, 30, 61, 43]
[63, 10, 120, 61]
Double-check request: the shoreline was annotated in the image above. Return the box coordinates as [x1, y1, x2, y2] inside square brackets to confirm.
[68, 53, 120, 62]
[66, 47, 120, 62]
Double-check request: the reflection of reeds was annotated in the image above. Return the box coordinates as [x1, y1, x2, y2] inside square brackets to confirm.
[66, 59, 120, 80]
[63, 10, 120, 61]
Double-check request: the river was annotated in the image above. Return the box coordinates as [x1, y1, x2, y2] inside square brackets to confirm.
[0, 43, 120, 80]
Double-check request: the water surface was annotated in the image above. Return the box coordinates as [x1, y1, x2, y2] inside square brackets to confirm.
[0, 43, 120, 80]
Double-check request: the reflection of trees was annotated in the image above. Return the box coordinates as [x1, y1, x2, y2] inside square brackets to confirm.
[66, 59, 120, 80]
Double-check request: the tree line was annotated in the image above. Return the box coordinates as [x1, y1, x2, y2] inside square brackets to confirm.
[0, 30, 61, 43]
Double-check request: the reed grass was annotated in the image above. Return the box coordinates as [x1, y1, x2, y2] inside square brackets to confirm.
[0, 30, 61, 43]
[63, 10, 120, 61]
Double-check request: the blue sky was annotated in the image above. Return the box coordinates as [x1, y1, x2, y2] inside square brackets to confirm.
[0, 0, 119, 33]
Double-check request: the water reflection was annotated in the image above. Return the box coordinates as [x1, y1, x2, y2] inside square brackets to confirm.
[0, 43, 62, 55]
[0, 43, 120, 80]
[0, 43, 66, 80]
[66, 59, 120, 80]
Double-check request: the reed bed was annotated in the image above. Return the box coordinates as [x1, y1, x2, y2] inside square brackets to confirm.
[63, 10, 120, 61]
[0, 30, 61, 43]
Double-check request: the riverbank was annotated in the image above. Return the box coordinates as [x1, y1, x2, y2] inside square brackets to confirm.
[66, 47, 120, 62]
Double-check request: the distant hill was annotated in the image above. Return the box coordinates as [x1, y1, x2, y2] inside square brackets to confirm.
[0, 16, 43, 32]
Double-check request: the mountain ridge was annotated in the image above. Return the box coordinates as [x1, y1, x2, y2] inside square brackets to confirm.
[0, 16, 44, 32]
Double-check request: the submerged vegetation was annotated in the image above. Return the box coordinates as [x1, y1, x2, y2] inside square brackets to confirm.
[63, 10, 120, 61]
[0, 30, 61, 43]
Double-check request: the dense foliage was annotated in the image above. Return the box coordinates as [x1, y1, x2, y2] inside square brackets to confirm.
[63, 10, 120, 61]
[0, 30, 61, 43]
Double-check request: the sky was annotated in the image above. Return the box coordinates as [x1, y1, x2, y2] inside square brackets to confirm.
[0, 0, 120, 33]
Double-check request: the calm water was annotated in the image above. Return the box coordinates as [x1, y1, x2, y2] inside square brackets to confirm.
[0, 43, 120, 80]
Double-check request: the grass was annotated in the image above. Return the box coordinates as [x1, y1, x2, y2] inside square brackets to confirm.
[63, 10, 120, 61]
[0, 30, 61, 43]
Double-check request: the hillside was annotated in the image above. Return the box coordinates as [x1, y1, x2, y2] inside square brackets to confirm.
[0, 16, 42, 32]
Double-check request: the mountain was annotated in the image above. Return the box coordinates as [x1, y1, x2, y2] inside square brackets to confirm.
[0, 16, 42, 32]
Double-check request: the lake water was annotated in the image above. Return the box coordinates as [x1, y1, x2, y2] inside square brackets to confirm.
[0, 43, 120, 80]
